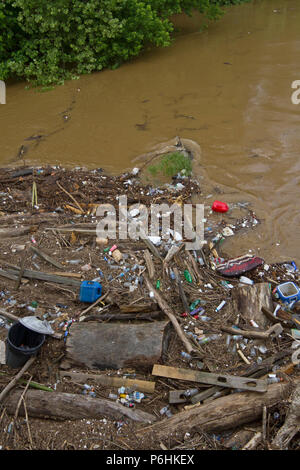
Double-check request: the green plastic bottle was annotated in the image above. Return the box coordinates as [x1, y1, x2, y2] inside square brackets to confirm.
[184, 270, 193, 283]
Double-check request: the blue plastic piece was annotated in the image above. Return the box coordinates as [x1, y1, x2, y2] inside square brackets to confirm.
[79, 281, 102, 303]
[276, 282, 300, 304]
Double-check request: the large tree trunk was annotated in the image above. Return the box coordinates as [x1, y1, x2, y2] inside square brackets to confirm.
[4, 390, 156, 424]
[140, 379, 298, 444]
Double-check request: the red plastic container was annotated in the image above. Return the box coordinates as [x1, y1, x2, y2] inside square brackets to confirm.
[212, 200, 229, 213]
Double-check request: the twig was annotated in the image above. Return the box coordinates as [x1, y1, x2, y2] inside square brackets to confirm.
[78, 292, 109, 317]
[22, 397, 33, 449]
[14, 375, 32, 422]
[0, 356, 36, 403]
[56, 181, 84, 213]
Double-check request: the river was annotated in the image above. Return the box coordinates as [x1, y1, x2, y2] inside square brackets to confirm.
[0, 0, 299, 265]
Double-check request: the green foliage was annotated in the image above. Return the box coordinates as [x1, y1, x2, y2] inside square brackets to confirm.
[148, 151, 192, 177]
[0, 0, 250, 86]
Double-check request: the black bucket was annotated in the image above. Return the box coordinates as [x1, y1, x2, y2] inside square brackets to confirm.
[6, 322, 45, 368]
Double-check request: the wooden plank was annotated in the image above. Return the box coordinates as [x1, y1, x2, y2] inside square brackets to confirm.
[5, 266, 81, 287]
[60, 370, 155, 394]
[152, 364, 268, 393]
[30, 246, 64, 270]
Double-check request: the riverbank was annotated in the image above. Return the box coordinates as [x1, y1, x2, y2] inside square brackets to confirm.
[0, 164, 299, 451]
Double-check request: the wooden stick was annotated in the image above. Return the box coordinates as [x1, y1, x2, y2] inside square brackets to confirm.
[144, 273, 195, 355]
[173, 267, 189, 313]
[78, 292, 109, 317]
[30, 246, 64, 270]
[56, 181, 84, 213]
[0, 356, 36, 403]
[221, 323, 283, 340]
[144, 249, 155, 279]
[14, 375, 32, 422]
[262, 405, 267, 444]
[60, 370, 155, 394]
[15, 247, 28, 291]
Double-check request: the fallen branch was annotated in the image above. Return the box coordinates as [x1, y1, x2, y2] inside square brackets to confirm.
[56, 181, 84, 213]
[221, 323, 283, 340]
[144, 273, 195, 355]
[0, 356, 36, 403]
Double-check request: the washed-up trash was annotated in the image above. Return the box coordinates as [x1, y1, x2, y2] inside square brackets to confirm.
[81, 263, 92, 271]
[79, 281, 102, 303]
[160, 406, 173, 418]
[216, 254, 264, 277]
[212, 200, 229, 213]
[222, 227, 234, 237]
[184, 270, 193, 283]
[239, 276, 254, 285]
[111, 248, 123, 262]
[181, 351, 192, 361]
[275, 282, 300, 304]
[216, 300, 226, 312]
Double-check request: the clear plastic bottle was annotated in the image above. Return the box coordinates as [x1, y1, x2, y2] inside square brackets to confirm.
[198, 334, 219, 345]
[181, 351, 192, 360]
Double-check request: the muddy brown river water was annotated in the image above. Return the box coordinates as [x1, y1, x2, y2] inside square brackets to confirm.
[0, 0, 299, 265]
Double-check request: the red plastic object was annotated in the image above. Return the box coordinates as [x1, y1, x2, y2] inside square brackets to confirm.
[212, 200, 229, 213]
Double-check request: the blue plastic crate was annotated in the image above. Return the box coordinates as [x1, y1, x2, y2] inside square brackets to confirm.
[79, 281, 102, 303]
[276, 282, 300, 304]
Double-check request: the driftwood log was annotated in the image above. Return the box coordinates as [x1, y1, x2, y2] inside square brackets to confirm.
[66, 320, 172, 370]
[230, 283, 274, 328]
[140, 379, 298, 444]
[3, 390, 156, 423]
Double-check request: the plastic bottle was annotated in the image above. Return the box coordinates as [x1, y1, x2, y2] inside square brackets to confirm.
[198, 334, 219, 345]
[183, 388, 199, 398]
[190, 306, 205, 316]
[184, 270, 193, 283]
[181, 351, 192, 360]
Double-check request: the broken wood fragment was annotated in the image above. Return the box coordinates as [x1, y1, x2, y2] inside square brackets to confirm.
[30, 246, 64, 270]
[144, 249, 155, 279]
[60, 370, 155, 393]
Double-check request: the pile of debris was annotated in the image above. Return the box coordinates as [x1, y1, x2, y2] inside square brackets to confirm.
[0, 165, 299, 451]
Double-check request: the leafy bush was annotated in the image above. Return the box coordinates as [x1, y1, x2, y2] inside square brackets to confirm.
[147, 151, 192, 177]
[0, 0, 250, 86]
